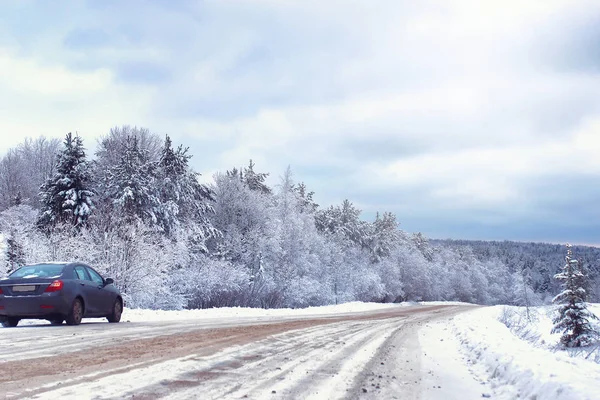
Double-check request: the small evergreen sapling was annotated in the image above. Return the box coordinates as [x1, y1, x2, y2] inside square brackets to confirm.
[551, 244, 599, 347]
[5, 232, 25, 274]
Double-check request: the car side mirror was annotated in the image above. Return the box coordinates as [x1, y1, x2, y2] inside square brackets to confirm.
[104, 278, 114, 286]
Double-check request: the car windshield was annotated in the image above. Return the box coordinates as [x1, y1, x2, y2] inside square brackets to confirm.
[9, 264, 65, 279]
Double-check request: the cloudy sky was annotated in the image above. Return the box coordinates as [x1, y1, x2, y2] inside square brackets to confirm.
[1, 0, 599, 245]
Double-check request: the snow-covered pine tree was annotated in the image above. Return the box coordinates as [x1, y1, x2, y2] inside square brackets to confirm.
[38, 132, 94, 230]
[573, 257, 593, 302]
[5, 231, 25, 273]
[293, 182, 318, 213]
[104, 135, 160, 225]
[226, 167, 243, 181]
[156, 135, 217, 239]
[156, 134, 188, 235]
[243, 160, 271, 194]
[552, 244, 599, 347]
[12, 192, 22, 207]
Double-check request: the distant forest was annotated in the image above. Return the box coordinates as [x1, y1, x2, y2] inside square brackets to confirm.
[434, 239, 600, 303]
[0, 126, 598, 309]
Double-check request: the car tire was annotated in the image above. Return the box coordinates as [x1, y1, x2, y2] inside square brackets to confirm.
[1, 317, 20, 328]
[107, 299, 122, 323]
[50, 319, 64, 326]
[65, 298, 84, 326]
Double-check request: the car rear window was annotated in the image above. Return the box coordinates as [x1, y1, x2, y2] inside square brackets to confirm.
[9, 264, 65, 279]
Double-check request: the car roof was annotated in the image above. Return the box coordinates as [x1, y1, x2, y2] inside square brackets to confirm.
[23, 262, 89, 268]
[30, 261, 68, 264]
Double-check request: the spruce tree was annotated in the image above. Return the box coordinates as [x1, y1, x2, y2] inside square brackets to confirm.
[243, 160, 271, 194]
[12, 192, 22, 207]
[551, 244, 599, 347]
[156, 134, 216, 236]
[5, 231, 25, 273]
[105, 135, 159, 225]
[38, 132, 94, 229]
[294, 182, 318, 213]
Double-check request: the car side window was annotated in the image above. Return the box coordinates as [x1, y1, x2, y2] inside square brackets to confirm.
[74, 266, 91, 281]
[86, 267, 104, 286]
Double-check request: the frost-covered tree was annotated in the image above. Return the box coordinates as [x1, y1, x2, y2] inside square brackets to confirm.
[412, 232, 434, 262]
[394, 243, 436, 301]
[17, 136, 61, 208]
[552, 244, 599, 347]
[0, 148, 26, 211]
[481, 257, 514, 305]
[512, 269, 541, 320]
[38, 133, 94, 229]
[259, 167, 334, 307]
[0, 205, 52, 267]
[315, 199, 368, 247]
[95, 125, 162, 168]
[208, 171, 269, 260]
[366, 212, 402, 263]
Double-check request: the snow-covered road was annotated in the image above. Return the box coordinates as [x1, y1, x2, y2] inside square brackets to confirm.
[0, 303, 484, 400]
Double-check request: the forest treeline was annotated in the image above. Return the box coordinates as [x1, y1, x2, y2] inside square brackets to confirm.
[434, 239, 600, 303]
[0, 126, 597, 309]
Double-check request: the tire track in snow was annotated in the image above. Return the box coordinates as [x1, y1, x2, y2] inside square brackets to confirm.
[192, 319, 401, 399]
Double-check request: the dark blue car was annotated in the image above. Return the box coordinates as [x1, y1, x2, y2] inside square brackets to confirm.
[0, 262, 123, 327]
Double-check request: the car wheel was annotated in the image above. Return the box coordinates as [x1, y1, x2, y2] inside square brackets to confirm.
[107, 299, 122, 323]
[50, 319, 64, 326]
[65, 298, 84, 326]
[1, 317, 20, 328]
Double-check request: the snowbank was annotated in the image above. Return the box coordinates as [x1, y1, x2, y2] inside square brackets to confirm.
[496, 304, 600, 354]
[452, 305, 600, 400]
[417, 300, 477, 306]
[121, 301, 408, 323]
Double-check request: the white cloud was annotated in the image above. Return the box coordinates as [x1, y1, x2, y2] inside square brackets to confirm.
[356, 117, 600, 211]
[0, 50, 111, 96]
[1, 0, 599, 241]
[0, 50, 154, 151]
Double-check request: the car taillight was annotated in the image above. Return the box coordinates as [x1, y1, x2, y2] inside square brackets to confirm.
[0, 287, 3, 294]
[44, 280, 64, 293]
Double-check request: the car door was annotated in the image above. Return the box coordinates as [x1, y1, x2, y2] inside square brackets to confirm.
[86, 266, 114, 315]
[73, 265, 100, 316]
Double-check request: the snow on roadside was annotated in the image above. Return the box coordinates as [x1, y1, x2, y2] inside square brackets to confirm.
[417, 301, 477, 307]
[495, 304, 600, 353]
[121, 301, 408, 323]
[418, 317, 494, 399]
[451, 306, 600, 400]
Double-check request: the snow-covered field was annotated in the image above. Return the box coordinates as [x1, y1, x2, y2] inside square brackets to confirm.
[450, 304, 600, 400]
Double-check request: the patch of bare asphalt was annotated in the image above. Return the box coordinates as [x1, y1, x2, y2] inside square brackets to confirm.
[0, 304, 470, 399]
